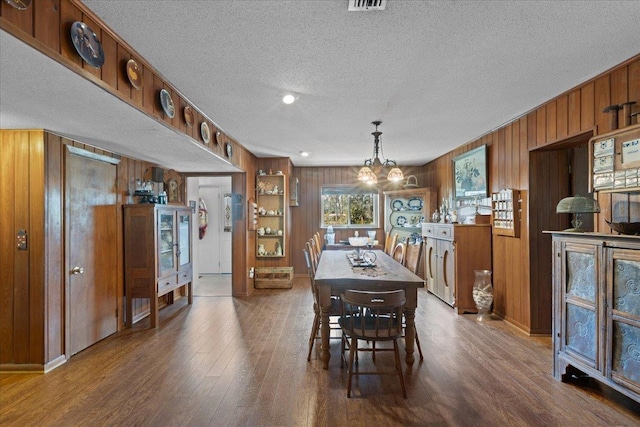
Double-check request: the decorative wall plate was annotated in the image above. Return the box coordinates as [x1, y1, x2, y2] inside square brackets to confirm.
[407, 197, 424, 210]
[70, 21, 105, 68]
[214, 131, 221, 145]
[395, 215, 407, 226]
[159, 89, 175, 118]
[126, 59, 143, 90]
[391, 199, 404, 211]
[201, 122, 210, 144]
[225, 142, 233, 158]
[4, 0, 32, 10]
[184, 106, 194, 127]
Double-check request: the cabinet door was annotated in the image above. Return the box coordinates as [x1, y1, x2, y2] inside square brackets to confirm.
[177, 210, 191, 269]
[158, 210, 176, 276]
[607, 248, 640, 392]
[561, 242, 601, 370]
[440, 239, 456, 306]
[425, 238, 437, 293]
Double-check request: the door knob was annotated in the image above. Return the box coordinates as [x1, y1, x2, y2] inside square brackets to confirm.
[71, 266, 84, 275]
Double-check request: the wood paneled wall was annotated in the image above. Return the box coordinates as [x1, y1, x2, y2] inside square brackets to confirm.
[424, 55, 640, 334]
[0, 0, 244, 170]
[289, 166, 427, 275]
[0, 129, 159, 370]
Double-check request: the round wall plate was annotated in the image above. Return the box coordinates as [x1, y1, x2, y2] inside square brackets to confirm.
[225, 142, 233, 158]
[126, 59, 143, 90]
[159, 89, 175, 118]
[201, 122, 210, 144]
[4, 0, 32, 10]
[184, 106, 194, 127]
[70, 21, 105, 68]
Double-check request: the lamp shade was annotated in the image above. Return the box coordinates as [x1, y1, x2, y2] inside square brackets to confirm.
[555, 195, 601, 214]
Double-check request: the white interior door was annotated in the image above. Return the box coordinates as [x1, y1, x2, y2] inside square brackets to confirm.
[198, 186, 221, 274]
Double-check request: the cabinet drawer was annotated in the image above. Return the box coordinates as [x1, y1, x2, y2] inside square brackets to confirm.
[177, 269, 192, 286]
[422, 224, 436, 237]
[435, 225, 453, 240]
[157, 275, 177, 296]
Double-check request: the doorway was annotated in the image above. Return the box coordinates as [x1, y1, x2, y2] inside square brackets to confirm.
[528, 131, 593, 333]
[187, 176, 233, 297]
[65, 148, 118, 355]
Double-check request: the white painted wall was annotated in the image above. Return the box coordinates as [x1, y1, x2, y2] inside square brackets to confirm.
[186, 176, 232, 278]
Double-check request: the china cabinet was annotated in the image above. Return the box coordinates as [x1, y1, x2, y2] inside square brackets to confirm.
[256, 174, 287, 257]
[124, 204, 193, 328]
[422, 223, 492, 313]
[384, 187, 437, 244]
[550, 231, 639, 403]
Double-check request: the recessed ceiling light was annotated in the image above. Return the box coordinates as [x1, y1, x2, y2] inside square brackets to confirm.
[300, 151, 309, 157]
[282, 94, 297, 104]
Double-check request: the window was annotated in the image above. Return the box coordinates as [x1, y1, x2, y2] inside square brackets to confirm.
[321, 186, 379, 228]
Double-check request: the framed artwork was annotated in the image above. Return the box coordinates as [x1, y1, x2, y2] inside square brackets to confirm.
[223, 193, 232, 232]
[453, 145, 488, 199]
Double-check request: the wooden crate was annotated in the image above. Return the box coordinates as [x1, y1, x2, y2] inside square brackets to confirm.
[254, 267, 294, 289]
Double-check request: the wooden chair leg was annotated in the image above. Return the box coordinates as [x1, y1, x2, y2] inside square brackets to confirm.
[347, 336, 357, 398]
[307, 312, 320, 361]
[394, 339, 407, 399]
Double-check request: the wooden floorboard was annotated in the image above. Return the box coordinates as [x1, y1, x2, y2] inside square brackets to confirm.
[1, 277, 638, 426]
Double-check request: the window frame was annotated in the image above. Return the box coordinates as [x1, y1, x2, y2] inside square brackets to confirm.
[320, 185, 380, 229]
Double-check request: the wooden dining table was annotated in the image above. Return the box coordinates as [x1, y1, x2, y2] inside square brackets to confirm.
[314, 249, 424, 369]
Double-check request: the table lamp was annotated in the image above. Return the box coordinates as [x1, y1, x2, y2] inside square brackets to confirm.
[555, 195, 600, 232]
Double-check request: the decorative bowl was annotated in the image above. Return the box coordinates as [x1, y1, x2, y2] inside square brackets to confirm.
[348, 237, 370, 247]
[605, 219, 640, 235]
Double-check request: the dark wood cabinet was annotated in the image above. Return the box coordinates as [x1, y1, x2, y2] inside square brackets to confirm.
[124, 204, 193, 328]
[550, 232, 640, 404]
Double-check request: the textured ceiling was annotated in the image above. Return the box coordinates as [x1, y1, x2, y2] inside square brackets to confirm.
[2, 1, 640, 172]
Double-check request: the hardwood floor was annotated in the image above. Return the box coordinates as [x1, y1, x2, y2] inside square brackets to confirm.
[1, 278, 638, 426]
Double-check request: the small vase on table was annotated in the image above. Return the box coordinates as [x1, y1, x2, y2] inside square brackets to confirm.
[472, 270, 493, 322]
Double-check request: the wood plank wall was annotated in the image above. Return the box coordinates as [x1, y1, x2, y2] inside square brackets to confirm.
[0, 130, 46, 367]
[289, 166, 427, 276]
[424, 55, 640, 334]
[0, 129, 160, 369]
[0, 0, 242, 171]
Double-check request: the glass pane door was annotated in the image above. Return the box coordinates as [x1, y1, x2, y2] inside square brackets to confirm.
[178, 213, 191, 267]
[159, 212, 175, 273]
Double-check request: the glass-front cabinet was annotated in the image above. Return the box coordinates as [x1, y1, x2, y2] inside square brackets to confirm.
[124, 204, 193, 328]
[256, 174, 286, 257]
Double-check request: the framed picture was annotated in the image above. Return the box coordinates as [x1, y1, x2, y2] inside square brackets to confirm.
[289, 177, 299, 207]
[453, 145, 488, 199]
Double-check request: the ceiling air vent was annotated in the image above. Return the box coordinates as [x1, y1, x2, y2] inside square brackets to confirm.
[348, 0, 387, 11]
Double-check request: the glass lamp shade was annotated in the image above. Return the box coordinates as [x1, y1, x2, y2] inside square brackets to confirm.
[556, 195, 600, 232]
[357, 166, 377, 184]
[387, 167, 404, 182]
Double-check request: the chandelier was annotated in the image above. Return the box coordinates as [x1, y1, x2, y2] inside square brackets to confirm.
[357, 121, 404, 185]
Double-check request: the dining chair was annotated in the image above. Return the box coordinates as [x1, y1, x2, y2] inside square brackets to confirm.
[339, 289, 407, 398]
[313, 232, 323, 255]
[384, 232, 397, 256]
[403, 242, 424, 360]
[308, 238, 320, 269]
[304, 246, 342, 361]
[392, 241, 407, 265]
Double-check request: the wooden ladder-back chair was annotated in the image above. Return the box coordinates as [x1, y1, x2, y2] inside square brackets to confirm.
[403, 242, 424, 360]
[339, 290, 407, 398]
[314, 232, 323, 255]
[308, 238, 320, 268]
[384, 232, 397, 256]
[304, 245, 341, 361]
[392, 242, 407, 265]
